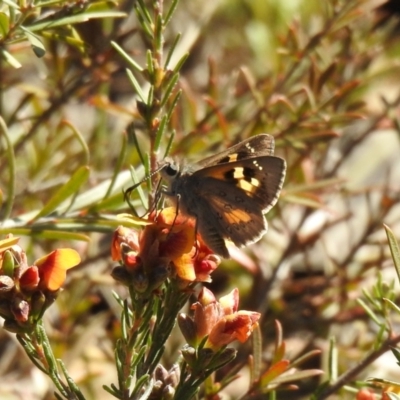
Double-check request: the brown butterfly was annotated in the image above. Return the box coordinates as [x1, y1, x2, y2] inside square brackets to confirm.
[159, 134, 286, 258]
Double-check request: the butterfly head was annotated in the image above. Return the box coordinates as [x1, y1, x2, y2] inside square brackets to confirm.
[159, 158, 180, 183]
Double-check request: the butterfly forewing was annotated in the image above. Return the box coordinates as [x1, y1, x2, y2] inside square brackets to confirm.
[195, 134, 275, 169]
[193, 157, 286, 213]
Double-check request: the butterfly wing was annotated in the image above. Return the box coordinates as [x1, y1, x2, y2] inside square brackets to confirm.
[163, 134, 285, 257]
[190, 178, 269, 257]
[188, 156, 286, 256]
[193, 156, 286, 213]
[195, 134, 276, 168]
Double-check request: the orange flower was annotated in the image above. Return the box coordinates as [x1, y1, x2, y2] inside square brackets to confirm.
[180, 288, 261, 350]
[111, 226, 140, 262]
[0, 237, 81, 330]
[35, 249, 81, 291]
[112, 208, 220, 286]
[206, 310, 260, 348]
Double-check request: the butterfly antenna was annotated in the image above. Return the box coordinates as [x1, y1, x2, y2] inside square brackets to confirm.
[145, 177, 166, 219]
[124, 164, 165, 214]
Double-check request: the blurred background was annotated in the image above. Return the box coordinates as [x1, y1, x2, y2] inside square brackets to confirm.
[1, 0, 400, 398]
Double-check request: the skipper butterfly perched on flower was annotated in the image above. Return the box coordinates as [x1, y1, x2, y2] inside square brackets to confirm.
[157, 134, 286, 258]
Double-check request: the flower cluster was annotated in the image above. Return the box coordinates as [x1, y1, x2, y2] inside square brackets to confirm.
[111, 207, 220, 293]
[0, 235, 80, 333]
[179, 287, 261, 352]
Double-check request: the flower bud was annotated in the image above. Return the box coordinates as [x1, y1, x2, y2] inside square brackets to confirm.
[1, 250, 16, 277]
[30, 291, 47, 320]
[0, 275, 14, 293]
[178, 313, 197, 346]
[11, 297, 30, 322]
[181, 345, 197, 367]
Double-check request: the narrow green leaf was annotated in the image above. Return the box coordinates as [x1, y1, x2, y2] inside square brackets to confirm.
[328, 337, 337, 381]
[41, 30, 86, 49]
[85, 1, 120, 12]
[391, 347, 400, 366]
[1, 48, 21, 68]
[0, 228, 90, 242]
[154, 115, 167, 152]
[60, 121, 90, 165]
[58, 359, 86, 400]
[160, 72, 179, 108]
[29, 11, 126, 32]
[154, 14, 163, 53]
[127, 165, 148, 211]
[0, 116, 16, 220]
[384, 298, 400, 315]
[102, 384, 119, 397]
[31, 166, 90, 221]
[282, 194, 322, 209]
[172, 52, 189, 75]
[20, 26, 46, 58]
[271, 369, 324, 384]
[135, 0, 153, 25]
[104, 132, 127, 200]
[164, 32, 181, 69]
[146, 49, 154, 77]
[0, 12, 10, 37]
[144, 153, 151, 192]
[126, 69, 146, 103]
[164, 0, 179, 26]
[290, 349, 321, 369]
[111, 41, 143, 72]
[384, 224, 400, 285]
[165, 90, 181, 124]
[1, 0, 20, 9]
[357, 298, 383, 326]
[163, 130, 175, 158]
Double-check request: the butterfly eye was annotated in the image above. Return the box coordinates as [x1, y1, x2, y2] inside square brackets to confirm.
[163, 163, 179, 177]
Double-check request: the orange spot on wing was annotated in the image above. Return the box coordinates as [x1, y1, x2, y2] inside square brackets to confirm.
[224, 209, 252, 223]
[208, 198, 252, 223]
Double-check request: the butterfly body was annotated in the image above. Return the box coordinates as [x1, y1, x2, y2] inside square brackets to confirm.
[160, 134, 286, 258]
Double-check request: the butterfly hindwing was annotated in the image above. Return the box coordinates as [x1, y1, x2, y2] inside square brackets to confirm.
[191, 181, 267, 255]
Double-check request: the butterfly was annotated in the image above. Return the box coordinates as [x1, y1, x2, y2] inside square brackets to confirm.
[158, 134, 286, 258]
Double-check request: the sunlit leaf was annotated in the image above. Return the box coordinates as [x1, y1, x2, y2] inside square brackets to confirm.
[0, 228, 90, 242]
[20, 26, 46, 58]
[271, 369, 324, 384]
[0, 236, 19, 252]
[0, 12, 10, 37]
[29, 11, 126, 32]
[1, 48, 21, 68]
[31, 166, 90, 221]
